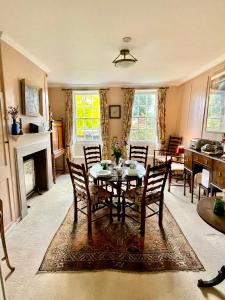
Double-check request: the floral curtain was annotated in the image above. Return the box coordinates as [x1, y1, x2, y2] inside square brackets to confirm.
[65, 90, 74, 168]
[99, 89, 109, 159]
[157, 88, 167, 151]
[122, 88, 135, 158]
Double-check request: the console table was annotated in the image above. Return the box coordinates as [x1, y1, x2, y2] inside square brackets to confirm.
[184, 149, 225, 202]
[197, 197, 225, 287]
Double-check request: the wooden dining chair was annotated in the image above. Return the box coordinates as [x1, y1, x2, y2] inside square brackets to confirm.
[122, 161, 171, 236]
[0, 199, 15, 275]
[129, 145, 149, 168]
[83, 145, 102, 172]
[67, 158, 112, 238]
[153, 136, 182, 166]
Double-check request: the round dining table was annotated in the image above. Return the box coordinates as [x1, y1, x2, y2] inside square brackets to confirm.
[89, 162, 146, 219]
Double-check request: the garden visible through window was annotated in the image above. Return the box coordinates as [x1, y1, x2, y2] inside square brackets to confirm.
[74, 91, 101, 142]
[130, 90, 157, 142]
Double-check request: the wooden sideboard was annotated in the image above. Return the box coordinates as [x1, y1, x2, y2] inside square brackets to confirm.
[50, 120, 65, 184]
[184, 149, 225, 202]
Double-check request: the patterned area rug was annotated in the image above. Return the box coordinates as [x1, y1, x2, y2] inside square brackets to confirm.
[39, 205, 204, 272]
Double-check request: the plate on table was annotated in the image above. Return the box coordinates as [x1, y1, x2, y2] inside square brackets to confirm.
[97, 170, 112, 178]
[125, 160, 137, 166]
[101, 160, 112, 165]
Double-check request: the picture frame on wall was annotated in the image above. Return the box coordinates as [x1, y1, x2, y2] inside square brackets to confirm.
[109, 105, 121, 119]
[21, 79, 43, 117]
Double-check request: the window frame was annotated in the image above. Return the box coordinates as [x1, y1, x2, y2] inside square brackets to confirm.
[73, 90, 101, 144]
[129, 89, 158, 144]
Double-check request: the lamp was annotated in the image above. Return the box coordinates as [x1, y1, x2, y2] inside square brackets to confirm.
[112, 49, 138, 68]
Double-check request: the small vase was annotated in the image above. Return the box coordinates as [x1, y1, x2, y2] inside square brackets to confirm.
[115, 156, 121, 166]
[11, 119, 20, 135]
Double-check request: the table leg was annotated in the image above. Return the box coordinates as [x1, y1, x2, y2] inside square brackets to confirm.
[198, 266, 225, 287]
[117, 182, 122, 221]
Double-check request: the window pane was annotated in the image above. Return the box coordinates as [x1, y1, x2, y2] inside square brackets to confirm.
[130, 92, 157, 142]
[139, 106, 146, 117]
[131, 118, 138, 129]
[74, 92, 101, 142]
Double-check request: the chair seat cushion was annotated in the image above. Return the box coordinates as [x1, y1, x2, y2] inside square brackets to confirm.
[123, 188, 161, 206]
[77, 184, 111, 205]
[155, 155, 172, 163]
[171, 162, 184, 172]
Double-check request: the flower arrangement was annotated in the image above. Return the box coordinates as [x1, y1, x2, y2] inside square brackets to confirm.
[7, 105, 20, 135]
[111, 138, 127, 165]
[8, 105, 19, 120]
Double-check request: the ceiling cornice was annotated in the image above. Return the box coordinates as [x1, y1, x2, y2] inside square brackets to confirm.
[0, 32, 49, 73]
[177, 53, 225, 85]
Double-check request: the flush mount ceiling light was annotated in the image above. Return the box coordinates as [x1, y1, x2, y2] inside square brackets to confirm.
[112, 49, 138, 68]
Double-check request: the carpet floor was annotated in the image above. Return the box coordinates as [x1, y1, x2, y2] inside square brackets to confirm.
[39, 204, 204, 273]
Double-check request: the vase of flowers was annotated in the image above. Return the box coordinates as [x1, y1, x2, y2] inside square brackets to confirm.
[111, 138, 127, 166]
[8, 105, 20, 135]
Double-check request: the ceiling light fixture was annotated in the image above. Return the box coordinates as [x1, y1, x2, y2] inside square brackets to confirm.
[112, 49, 138, 68]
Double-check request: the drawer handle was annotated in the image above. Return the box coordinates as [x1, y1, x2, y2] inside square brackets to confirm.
[218, 172, 222, 177]
[205, 159, 208, 164]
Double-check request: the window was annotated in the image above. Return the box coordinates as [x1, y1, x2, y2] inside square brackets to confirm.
[73, 91, 101, 142]
[130, 90, 157, 142]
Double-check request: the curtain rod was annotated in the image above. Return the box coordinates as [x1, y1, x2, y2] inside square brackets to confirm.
[61, 88, 109, 91]
[121, 86, 169, 90]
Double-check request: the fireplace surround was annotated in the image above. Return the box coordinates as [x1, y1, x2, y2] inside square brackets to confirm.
[15, 139, 53, 218]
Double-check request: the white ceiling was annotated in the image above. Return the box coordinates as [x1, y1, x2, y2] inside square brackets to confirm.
[1, 0, 225, 87]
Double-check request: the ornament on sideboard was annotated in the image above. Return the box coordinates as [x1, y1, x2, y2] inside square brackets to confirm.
[19, 118, 23, 135]
[7, 105, 20, 135]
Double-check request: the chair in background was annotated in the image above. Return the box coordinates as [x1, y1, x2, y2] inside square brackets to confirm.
[67, 159, 112, 238]
[153, 136, 182, 166]
[168, 155, 185, 192]
[122, 161, 171, 236]
[83, 145, 102, 172]
[129, 145, 149, 168]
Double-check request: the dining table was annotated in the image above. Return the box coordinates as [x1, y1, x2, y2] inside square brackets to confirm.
[89, 161, 146, 219]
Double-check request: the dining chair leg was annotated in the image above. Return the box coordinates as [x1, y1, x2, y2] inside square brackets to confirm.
[109, 197, 113, 223]
[0, 208, 15, 273]
[87, 202, 92, 238]
[168, 169, 171, 192]
[140, 202, 146, 236]
[74, 194, 78, 223]
[122, 197, 125, 224]
[159, 198, 164, 227]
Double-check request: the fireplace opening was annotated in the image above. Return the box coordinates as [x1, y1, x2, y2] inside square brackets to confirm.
[23, 149, 48, 200]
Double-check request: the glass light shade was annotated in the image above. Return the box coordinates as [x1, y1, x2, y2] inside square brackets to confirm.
[115, 59, 136, 68]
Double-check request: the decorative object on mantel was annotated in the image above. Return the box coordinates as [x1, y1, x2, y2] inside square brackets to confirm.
[7, 105, 20, 135]
[19, 118, 23, 135]
[39, 204, 204, 273]
[21, 78, 43, 117]
[109, 105, 121, 118]
[112, 37, 138, 68]
[29, 123, 45, 133]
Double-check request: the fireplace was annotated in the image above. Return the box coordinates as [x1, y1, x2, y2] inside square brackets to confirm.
[23, 149, 48, 198]
[15, 139, 53, 218]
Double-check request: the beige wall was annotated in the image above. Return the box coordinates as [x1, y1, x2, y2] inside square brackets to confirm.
[177, 62, 225, 147]
[0, 41, 50, 223]
[48, 86, 180, 165]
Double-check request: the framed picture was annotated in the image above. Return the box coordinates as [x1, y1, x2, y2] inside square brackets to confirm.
[21, 79, 43, 116]
[109, 105, 121, 119]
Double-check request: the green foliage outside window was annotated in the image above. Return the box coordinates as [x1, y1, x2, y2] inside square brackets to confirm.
[74, 93, 100, 141]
